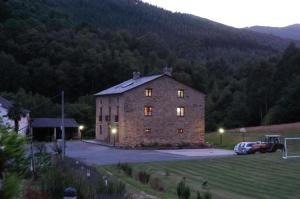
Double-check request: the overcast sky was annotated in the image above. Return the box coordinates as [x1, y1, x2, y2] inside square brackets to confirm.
[142, 0, 300, 28]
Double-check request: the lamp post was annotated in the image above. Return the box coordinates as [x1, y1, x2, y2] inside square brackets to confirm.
[79, 125, 84, 140]
[219, 128, 225, 145]
[240, 128, 246, 142]
[111, 127, 117, 147]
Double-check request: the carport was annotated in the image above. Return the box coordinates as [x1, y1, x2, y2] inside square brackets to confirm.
[31, 118, 80, 141]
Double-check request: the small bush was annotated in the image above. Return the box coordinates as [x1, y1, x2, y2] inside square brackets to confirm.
[197, 191, 212, 199]
[138, 171, 150, 184]
[50, 142, 62, 157]
[23, 187, 49, 199]
[177, 179, 190, 199]
[149, 177, 164, 192]
[34, 142, 47, 154]
[117, 163, 132, 177]
[165, 169, 170, 176]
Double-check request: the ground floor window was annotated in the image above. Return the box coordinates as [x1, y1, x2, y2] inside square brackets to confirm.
[177, 128, 184, 134]
[144, 128, 151, 133]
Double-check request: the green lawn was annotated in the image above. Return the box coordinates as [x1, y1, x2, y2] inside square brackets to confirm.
[205, 131, 300, 149]
[102, 153, 300, 199]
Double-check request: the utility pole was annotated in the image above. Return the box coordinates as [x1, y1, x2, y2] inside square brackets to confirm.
[61, 90, 65, 160]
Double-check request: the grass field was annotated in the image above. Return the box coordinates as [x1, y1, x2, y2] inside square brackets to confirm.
[102, 153, 300, 199]
[205, 131, 300, 149]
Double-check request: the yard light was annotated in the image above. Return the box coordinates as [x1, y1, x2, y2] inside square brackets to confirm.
[111, 127, 117, 135]
[111, 127, 117, 147]
[218, 128, 225, 145]
[219, 128, 225, 134]
[79, 125, 84, 130]
[79, 125, 85, 140]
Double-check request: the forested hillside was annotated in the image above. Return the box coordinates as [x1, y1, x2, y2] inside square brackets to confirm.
[0, 0, 300, 132]
[247, 24, 300, 41]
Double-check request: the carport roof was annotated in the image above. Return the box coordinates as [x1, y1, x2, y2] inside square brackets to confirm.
[0, 96, 13, 109]
[32, 118, 78, 128]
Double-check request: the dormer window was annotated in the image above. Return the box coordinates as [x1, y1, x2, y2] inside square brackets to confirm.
[145, 88, 152, 97]
[178, 89, 184, 98]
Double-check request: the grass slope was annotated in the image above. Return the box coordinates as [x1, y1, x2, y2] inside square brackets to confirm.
[206, 131, 300, 149]
[103, 153, 300, 199]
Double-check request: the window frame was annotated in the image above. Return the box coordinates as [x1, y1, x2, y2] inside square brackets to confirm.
[144, 106, 153, 116]
[177, 128, 184, 134]
[177, 89, 185, 98]
[176, 107, 185, 117]
[145, 88, 153, 97]
[144, 128, 152, 134]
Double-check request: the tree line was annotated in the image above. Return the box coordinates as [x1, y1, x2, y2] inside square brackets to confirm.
[0, 0, 300, 132]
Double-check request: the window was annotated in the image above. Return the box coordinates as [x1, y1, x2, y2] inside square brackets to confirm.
[115, 115, 119, 122]
[177, 128, 184, 134]
[115, 106, 119, 122]
[144, 106, 153, 116]
[99, 125, 102, 134]
[144, 128, 151, 133]
[99, 107, 102, 121]
[176, 107, 185, 117]
[145, 88, 152, 97]
[178, 89, 184, 98]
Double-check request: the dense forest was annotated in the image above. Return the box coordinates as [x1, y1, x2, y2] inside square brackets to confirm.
[0, 0, 300, 133]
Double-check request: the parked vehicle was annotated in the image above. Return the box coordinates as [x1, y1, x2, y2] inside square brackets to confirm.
[234, 135, 284, 155]
[256, 135, 284, 153]
[234, 142, 260, 155]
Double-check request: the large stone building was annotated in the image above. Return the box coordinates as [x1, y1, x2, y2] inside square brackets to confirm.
[94, 69, 205, 147]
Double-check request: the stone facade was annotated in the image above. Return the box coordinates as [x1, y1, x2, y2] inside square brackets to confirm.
[95, 75, 205, 147]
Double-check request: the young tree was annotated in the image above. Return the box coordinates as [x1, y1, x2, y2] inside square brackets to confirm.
[0, 126, 26, 199]
[6, 103, 26, 133]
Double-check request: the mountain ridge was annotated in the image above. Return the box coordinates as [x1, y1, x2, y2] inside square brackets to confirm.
[246, 24, 300, 41]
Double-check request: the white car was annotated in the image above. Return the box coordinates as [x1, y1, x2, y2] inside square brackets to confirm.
[234, 142, 257, 155]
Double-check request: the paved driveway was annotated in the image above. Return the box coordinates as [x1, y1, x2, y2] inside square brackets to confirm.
[65, 141, 234, 165]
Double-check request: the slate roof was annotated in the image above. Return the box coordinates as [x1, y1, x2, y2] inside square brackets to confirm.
[95, 74, 164, 96]
[32, 118, 79, 128]
[0, 96, 13, 109]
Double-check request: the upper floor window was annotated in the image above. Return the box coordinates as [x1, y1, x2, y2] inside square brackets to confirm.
[99, 107, 103, 121]
[176, 107, 185, 117]
[145, 88, 152, 97]
[178, 89, 184, 98]
[144, 106, 153, 116]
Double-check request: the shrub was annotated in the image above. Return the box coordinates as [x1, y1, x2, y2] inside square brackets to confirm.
[138, 171, 150, 184]
[177, 178, 190, 199]
[117, 163, 132, 177]
[23, 187, 49, 199]
[165, 169, 170, 176]
[50, 142, 62, 156]
[41, 158, 129, 199]
[34, 142, 47, 154]
[197, 191, 212, 199]
[0, 127, 26, 199]
[149, 177, 164, 192]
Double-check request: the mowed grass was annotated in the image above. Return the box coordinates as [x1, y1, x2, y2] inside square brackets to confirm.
[103, 153, 300, 199]
[206, 131, 300, 149]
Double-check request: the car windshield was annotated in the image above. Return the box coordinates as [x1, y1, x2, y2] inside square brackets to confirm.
[246, 143, 253, 147]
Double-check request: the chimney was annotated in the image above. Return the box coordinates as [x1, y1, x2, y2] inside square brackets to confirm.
[132, 71, 140, 80]
[163, 67, 173, 76]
